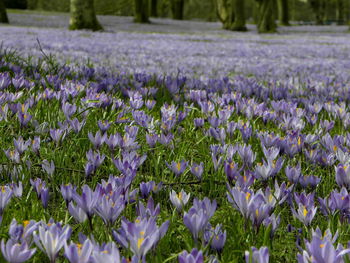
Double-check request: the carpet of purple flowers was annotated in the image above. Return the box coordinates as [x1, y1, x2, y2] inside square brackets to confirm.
[1, 13, 350, 263]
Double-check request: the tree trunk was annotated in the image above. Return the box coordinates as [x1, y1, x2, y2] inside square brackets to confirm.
[134, 0, 149, 23]
[336, 0, 344, 25]
[277, 0, 289, 25]
[309, 0, 324, 25]
[257, 0, 277, 33]
[216, 0, 233, 29]
[216, 0, 246, 31]
[171, 0, 184, 20]
[150, 0, 158, 17]
[0, 0, 8, 23]
[231, 0, 247, 31]
[69, 0, 102, 30]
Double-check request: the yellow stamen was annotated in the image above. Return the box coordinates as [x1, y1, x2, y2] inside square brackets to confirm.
[23, 220, 30, 227]
[137, 237, 144, 249]
[178, 192, 183, 201]
[245, 192, 251, 201]
[176, 162, 181, 171]
[320, 244, 325, 248]
[303, 206, 308, 217]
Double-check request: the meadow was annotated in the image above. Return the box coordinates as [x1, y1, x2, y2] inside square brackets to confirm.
[0, 11, 350, 263]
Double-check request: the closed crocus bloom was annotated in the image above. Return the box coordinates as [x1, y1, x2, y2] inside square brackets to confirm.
[183, 208, 209, 240]
[33, 222, 71, 263]
[64, 239, 93, 263]
[245, 246, 269, 263]
[178, 248, 204, 263]
[68, 203, 88, 223]
[335, 163, 350, 188]
[190, 162, 204, 180]
[0, 185, 13, 214]
[1, 239, 36, 263]
[170, 189, 191, 212]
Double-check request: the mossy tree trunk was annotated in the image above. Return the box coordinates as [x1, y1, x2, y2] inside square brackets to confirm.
[256, 0, 277, 33]
[0, 0, 8, 23]
[134, 0, 149, 23]
[171, 0, 184, 20]
[231, 0, 247, 31]
[336, 0, 344, 25]
[277, 0, 289, 25]
[150, 0, 158, 17]
[69, 0, 102, 30]
[216, 0, 246, 31]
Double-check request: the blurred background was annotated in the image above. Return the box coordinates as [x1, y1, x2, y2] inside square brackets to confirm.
[5, 0, 350, 25]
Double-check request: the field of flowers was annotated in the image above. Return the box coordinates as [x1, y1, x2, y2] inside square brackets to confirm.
[1, 12, 350, 263]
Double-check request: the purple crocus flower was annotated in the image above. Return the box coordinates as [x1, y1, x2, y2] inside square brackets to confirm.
[178, 248, 204, 263]
[64, 239, 93, 263]
[31, 136, 41, 155]
[145, 133, 158, 148]
[69, 118, 85, 133]
[194, 118, 204, 128]
[17, 111, 32, 127]
[292, 203, 317, 226]
[113, 217, 169, 260]
[297, 230, 350, 263]
[50, 128, 66, 144]
[1, 239, 36, 263]
[183, 207, 210, 241]
[0, 185, 13, 216]
[192, 198, 217, 219]
[30, 178, 49, 209]
[88, 131, 106, 149]
[190, 162, 204, 180]
[285, 163, 302, 184]
[68, 203, 88, 223]
[73, 185, 99, 219]
[335, 163, 350, 188]
[92, 242, 121, 263]
[166, 160, 188, 176]
[204, 224, 226, 253]
[136, 197, 160, 219]
[62, 102, 77, 119]
[224, 159, 240, 182]
[61, 183, 76, 206]
[237, 144, 256, 167]
[13, 136, 30, 155]
[4, 149, 20, 163]
[9, 219, 38, 245]
[42, 159, 55, 177]
[97, 120, 111, 133]
[33, 222, 71, 263]
[245, 246, 269, 263]
[94, 195, 125, 226]
[139, 181, 155, 199]
[170, 189, 191, 212]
